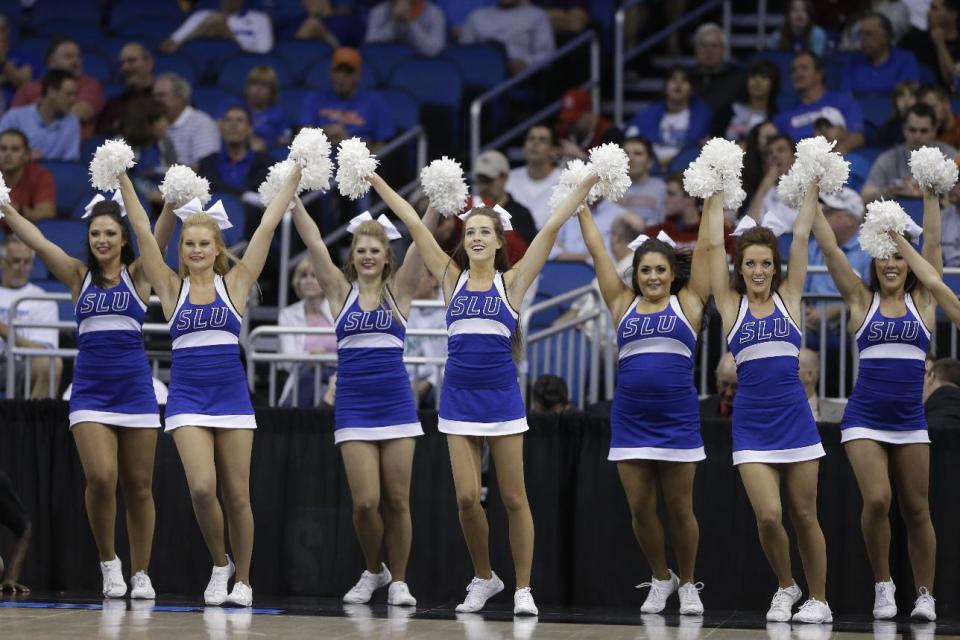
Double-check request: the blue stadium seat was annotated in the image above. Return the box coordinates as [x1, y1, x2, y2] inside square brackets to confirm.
[211, 193, 246, 247]
[178, 39, 242, 81]
[388, 58, 462, 110]
[36, 220, 88, 260]
[0, 0, 22, 28]
[778, 233, 794, 263]
[898, 197, 924, 226]
[192, 86, 238, 118]
[377, 88, 420, 131]
[153, 54, 199, 86]
[109, 2, 184, 29]
[530, 261, 597, 328]
[360, 42, 418, 82]
[824, 51, 857, 91]
[441, 44, 507, 92]
[667, 146, 701, 174]
[13, 37, 54, 66]
[273, 40, 334, 84]
[33, 279, 75, 321]
[98, 38, 129, 65]
[165, 222, 182, 271]
[82, 52, 113, 83]
[80, 136, 106, 165]
[218, 54, 295, 92]
[101, 83, 127, 101]
[41, 162, 90, 217]
[856, 92, 893, 147]
[304, 56, 378, 91]
[31, 0, 100, 25]
[112, 18, 182, 46]
[33, 23, 104, 49]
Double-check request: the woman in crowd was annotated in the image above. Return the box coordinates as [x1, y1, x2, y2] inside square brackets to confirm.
[577, 191, 712, 615]
[119, 164, 301, 607]
[706, 180, 832, 623]
[712, 60, 780, 143]
[1, 193, 174, 599]
[767, 0, 828, 56]
[379, 166, 598, 616]
[810, 188, 940, 621]
[290, 182, 431, 606]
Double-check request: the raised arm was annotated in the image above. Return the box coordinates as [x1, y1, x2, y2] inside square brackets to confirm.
[368, 172, 452, 285]
[706, 194, 738, 326]
[809, 203, 870, 307]
[393, 205, 439, 303]
[686, 193, 718, 304]
[507, 174, 600, 301]
[290, 195, 350, 308]
[119, 174, 180, 315]
[578, 205, 630, 313]
[921, 186, 943, 275]
[893, 232, 960, 325]
[0, 204, 85, 294]
[781, 179, 819, 308]
[228, 165, 302, 302]
[153, 201, 177, 254]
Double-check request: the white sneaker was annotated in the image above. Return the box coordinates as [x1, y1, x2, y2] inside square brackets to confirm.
[204, 555, 235, 606]
[513, 587, 538, 616]
[792, 598, 833, 623]
[225, 581, 253, 607]
[455, 572, 505, 613]
[343, 563, 392, 604]
[387, 581, 417, 606]
[766, 584, 802, 622]
[911, 587, 936, 621]
[678, 581, 704, 615]
[873, 580, 896, 619]
[129, 571, 155, 599]
[636, 569, 679, 614]
[100, 557, 127, 598]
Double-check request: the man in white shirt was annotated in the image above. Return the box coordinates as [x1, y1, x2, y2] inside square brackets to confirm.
[746, 133, 797, 234]
[506, 125, 561, 230]
[161, 0, 273, 54]
[153, 73, 221, 168]
[460, 0, 555, 75]
[0, 236, 60, 399]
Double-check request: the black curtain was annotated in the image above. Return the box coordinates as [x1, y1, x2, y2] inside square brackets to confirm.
[1, 400, 958, 616]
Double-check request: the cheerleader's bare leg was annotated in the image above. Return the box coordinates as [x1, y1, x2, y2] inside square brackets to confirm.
[379, 437, 416, 581]
[72, 423, 120, 562]
[890, 443, 936, 593]
[617, 461, 670, 580]
[447, 434, 492, 579]
[214, 428, 255, 585]
[173, 427, 228, 566]
[783, 459, 827, 601]
[117, 427, 159, 574]
[659, 461, 700, 584]
[341, 441, 385, 573]
[739, 462, 795, 588]
[489, 433, 534, 589]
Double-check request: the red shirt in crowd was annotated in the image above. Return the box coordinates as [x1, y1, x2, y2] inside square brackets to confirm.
[9, 162, 56, 213]
[646, 215, 736, 258]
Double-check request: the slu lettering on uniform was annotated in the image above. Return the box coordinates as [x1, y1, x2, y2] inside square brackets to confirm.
[174, 307, 231, 331]
[738, 317, 791, 343]
[621, 314, 678, 339]
[78, 291, 131, 315]
[865, 320, 921, 342]
[342, 309, 393, 332]
[449, 294, 502, 317]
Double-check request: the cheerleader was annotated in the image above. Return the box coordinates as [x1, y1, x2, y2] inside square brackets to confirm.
[118, 165, 301, 607]
[811, 187, 940, 621]
[705, 181, 832, 623]
[891, 231, 960, 326]
[290, 186, 429, 607]
[577, 198, 711, 615]
[376, 170, 598, 615]
[1, 194, 174, 599]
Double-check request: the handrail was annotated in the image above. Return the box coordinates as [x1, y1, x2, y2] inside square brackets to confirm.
[277, 125, 428, 311]
[469, 30, 600, 173]
[614, 0, 729, 125]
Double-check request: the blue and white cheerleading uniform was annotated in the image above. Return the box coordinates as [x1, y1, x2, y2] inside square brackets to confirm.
[841, 292, 931, 444]
[164, 275, 255, 431]
[69, 267, 160, 429]
[727, 293, 824, 465]
[333, 284, 422, 444]
[438, 271, 527, 436]
[609, 296, 704, 462]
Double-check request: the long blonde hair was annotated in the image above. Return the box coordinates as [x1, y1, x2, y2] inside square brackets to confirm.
[178, 213, 240, 278]
[342, 220, 398, 317]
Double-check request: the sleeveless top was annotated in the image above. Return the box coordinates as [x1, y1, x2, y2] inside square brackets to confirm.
[169, 274, 243, 357]
[335, 283, 407, 374]
[617, 294, 697, 384]
[75, 266, 147, 350]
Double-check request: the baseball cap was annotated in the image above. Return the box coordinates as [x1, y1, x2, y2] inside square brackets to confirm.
[331, 47, 362, 72]
[559, 88, 592, 123]
[474, 150, 510, 179]
[820, 187, 865, 220]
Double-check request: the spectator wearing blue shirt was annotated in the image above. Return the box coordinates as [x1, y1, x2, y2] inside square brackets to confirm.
[624, 67, 711, 169]
[804, 187, 871, 334]
[843, 12, 920, 95]
[300, 47, 394, 151]
[0, 70, 79, 161]
[198, 105, 271, 198]
[219, 65, 291, 152]
[774, 51, 864, 153]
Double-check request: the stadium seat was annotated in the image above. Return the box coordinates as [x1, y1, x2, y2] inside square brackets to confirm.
[81, 51, 113, 83]
[377, 88, 420, 131]
[210, 193, 246, 247]
[388, 58, 462, 110]
[165, 222, 182, 271]
[530, 261, 597, 329]
[273, 40, 334, 84]
[192, 86, 238, 118]
[441, 44, 507, 92]
[898, 197, 924, 226]
[153, 54, 200, 86]
[178, 39, 241, 81]
[360, 42, 418, 82]
[109, 1, 184, 30]
[667, 146, 701, 174]
[80, 136, 106, 165]
[41, 162, 90, 217]
[778, 233, 793, 263]
[856, 92, 892, 147]
[33, 23, 104, 49]
[101, 83, 126, 101]
[33, 279, 75, 322]
[36, 220, 88, 260]
[824, 51, 858, 91]
[112, 18, 182, 46]
[846, 148, 881, 192]
[31, 0, 100, 26]
[218, 54, 295, 92]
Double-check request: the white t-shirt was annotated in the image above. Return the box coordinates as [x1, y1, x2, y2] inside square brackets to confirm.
[760, 188, 798, 237]
[171, 9, 274, 54]
[506, 165, 561, 230]
[653, 109, 690, 166]
[0, 283, 60, 351]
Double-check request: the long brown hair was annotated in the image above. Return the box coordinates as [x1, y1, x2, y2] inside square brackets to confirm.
[342, 219, 398, 318]
[732, 226, 783, 294]
[451, 208, 523, 360]
[178, 213, 238, 278]
[86, 200, 136, 289]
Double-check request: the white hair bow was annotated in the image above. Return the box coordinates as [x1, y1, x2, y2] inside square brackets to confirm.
[731, 213, 790, 238]
[460, 199, 513, 231]
[82, 190, 126, 219]
[627, 229, 676, 251]
[173, 198, 233, 230]
[347, 211, 402, 240]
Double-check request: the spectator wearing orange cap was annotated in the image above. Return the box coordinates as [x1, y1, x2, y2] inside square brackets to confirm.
[555, 88, 622, 162]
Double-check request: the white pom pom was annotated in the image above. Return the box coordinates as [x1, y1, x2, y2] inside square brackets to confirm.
[0, 173, 10, 209]
[859, 200, 913, 259]
[335, 137, 379, 200]
[589, 143, 631, 202]
[777, 136, 850, 207]
[159, 165, 211, 207]
[420, 157, 469, 217]
[89, 139, 135, 191]
[548, 159, 595, 212]
[289, 127, 332, 192]
[909, 146, 958, 195]
[682, 138, 746, 209]
[258, 159, 298, 206]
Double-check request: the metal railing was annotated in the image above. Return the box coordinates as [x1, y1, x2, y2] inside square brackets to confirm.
[277, 125, 429, 312]
[614, 0, 732, 125]
[469, 30, 600, 172]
